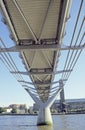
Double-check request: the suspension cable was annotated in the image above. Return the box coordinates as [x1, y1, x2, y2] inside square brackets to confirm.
[62, 0, 84, 79]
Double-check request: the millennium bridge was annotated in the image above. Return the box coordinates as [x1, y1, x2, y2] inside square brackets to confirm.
[0, 0, 85, 125]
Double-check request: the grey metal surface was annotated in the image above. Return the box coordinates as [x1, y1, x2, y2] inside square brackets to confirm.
[0, 0, 71, 102]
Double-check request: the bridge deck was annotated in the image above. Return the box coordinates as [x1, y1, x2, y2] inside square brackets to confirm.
[0, 0, 71, 102]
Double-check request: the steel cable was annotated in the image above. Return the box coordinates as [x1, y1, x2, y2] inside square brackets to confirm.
[61, 0, 84, 79]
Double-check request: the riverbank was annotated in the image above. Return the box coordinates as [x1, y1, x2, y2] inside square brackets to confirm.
[0, 112, 85, 116]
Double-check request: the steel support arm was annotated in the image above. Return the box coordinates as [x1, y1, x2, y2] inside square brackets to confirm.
[11, 69, 72, 75]
[45, 88, 62, 108]
[18, 79, 67, 86]
[0, 44, 85, 52]
[25, 88, 41, 104]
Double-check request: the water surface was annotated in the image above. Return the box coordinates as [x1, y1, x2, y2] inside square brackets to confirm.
[0, 114, 85, 130]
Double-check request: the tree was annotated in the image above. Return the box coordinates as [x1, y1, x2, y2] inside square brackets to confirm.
[0, 107, 6, 113]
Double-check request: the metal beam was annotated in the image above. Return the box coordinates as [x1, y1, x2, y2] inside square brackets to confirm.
[11, 69, 72, 75]
[18, 79, 67, 86]
[39, 0, 52, 40]
[12, 0, 38, 42]
[37, 86, 50, 90]
[50, 89, 59, 93]
[0, 0, 18, 41]
[25, 88, 41, 104]
[22, 85, 36, 90]
[23, 85, 38, 95]
[41, 51, 52, 68]
[0, 44, 85, 52]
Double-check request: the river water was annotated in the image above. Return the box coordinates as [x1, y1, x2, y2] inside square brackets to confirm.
[0, 114, 85, 130]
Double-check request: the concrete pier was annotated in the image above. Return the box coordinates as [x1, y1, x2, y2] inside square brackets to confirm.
[25, 86, 62, 125]
[37, 107, 53, 125]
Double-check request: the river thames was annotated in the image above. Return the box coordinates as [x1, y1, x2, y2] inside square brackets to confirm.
[0, 114, 85, 130]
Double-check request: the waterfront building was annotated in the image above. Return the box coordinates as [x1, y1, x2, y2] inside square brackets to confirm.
[9, 104, 27, 114]
[33, 99, 85, 113]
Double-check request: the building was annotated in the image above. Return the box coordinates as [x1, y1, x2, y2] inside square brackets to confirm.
[65, 99, 85, 113]
[33, 99, 85, 113]
[6, 107, 12, 113]
[9, 104, 28, 114]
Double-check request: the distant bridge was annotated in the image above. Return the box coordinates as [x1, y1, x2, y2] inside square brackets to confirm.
[0, 0, 85, 125]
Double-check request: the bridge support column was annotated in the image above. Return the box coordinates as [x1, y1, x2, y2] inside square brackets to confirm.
[37, 88, 62, 125]
[25, 87, 61, 125]
[37, 106, 52, 125]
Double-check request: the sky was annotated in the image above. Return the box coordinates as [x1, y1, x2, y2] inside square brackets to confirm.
[0, 0, 85, 107]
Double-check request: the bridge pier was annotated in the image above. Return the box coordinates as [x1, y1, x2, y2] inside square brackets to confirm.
[25, 87, 61, 125]
[37, 106, 52, 125]
[37, 88, 62, 125]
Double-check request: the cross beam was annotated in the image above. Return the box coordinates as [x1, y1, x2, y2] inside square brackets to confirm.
[11, 69, 72, 75]
[18, 79, 67, 86]
[0, 44, 85, 52]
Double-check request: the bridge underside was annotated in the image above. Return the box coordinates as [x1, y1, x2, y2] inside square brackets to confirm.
[0, 0, 71, 125]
